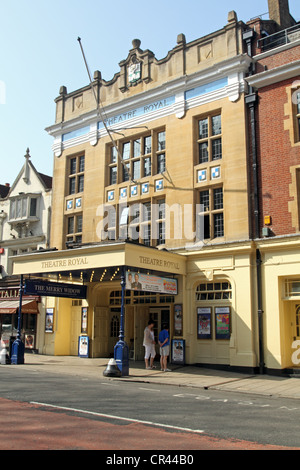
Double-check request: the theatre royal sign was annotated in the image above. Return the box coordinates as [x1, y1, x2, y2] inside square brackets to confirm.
[13, 244, 186, 277]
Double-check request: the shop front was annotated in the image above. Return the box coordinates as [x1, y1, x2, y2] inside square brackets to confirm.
[0, 286, 40, 353]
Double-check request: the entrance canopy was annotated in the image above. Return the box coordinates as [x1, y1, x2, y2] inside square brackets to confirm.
[0, 299, 39, 314]
[12, 242, 186, 281]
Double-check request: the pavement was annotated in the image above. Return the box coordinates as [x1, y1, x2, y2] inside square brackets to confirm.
[2, 353, 300, 400]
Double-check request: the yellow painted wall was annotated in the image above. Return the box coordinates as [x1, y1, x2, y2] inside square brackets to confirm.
[259, 238, 300, 370]
[54, 298, 72, 356]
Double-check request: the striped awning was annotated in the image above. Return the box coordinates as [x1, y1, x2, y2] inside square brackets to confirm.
[0, 299, 39, 314]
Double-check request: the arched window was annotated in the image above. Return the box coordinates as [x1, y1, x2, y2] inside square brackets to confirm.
[196, 281, 232, 301]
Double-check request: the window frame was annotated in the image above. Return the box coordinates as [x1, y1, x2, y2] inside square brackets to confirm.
[196, 281, 232, 301]
[67, 154, 85, 196]
[197, 114, 222, 165]
[198, 186, 224, 240]
[101, 198, 166, 248]
[106, 129, 166, 186]
[9, 195, 40, 222]
[66, 213, 83, 246]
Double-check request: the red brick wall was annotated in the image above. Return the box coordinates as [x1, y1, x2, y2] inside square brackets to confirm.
[256, 78, 300, 236]
[256, 45, 300, 73]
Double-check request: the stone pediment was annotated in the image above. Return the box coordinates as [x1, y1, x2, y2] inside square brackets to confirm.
[118, 39, 155, 92]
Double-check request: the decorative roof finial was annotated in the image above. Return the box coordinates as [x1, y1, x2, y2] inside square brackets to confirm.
[23, 148, 31, 184]
[132, 39, 141, 50]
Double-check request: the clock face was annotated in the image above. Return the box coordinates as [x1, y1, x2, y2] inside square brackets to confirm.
[128, 62, 141, 84]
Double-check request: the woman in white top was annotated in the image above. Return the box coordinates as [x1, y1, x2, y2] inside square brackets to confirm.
[143, 320, 156, 369]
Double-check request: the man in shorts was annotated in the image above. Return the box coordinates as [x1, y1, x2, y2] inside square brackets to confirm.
[159, 324, 171, 372]
[143, 320, 156, 369]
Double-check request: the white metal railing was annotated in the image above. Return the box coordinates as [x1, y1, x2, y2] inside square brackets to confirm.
[257, 23, 300, 52]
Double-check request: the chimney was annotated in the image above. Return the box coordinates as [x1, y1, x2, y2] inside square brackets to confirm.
[268, 0, 296, 29]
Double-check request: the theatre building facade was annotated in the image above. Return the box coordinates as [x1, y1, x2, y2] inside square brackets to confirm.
[13, 11, 257, 370]
[12, 3, 299, 374]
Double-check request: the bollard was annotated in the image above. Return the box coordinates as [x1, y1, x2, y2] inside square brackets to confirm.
[103, 358, 122, 377]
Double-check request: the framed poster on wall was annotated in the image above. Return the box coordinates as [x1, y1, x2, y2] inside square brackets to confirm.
[25, 334, 35, 349]
[78, 335, 89, 358]
[81, 307, 88, 333]
[197, 307, 212, 339]
[174, 304, 183, 336]
[45, 308, 54, 333]
[215, 307, 231, 339]
[171, 339, 185, 365]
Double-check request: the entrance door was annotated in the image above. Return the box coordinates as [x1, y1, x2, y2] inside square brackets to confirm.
[134, 306, 149, 361]
[290, 303, 300, 368]
[149, 308, 170, 356]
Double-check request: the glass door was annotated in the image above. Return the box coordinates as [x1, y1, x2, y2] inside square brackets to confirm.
[149, 308, 170, 355]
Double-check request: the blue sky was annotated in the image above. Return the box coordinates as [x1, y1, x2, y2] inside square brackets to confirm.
[1, 0, 299, 184]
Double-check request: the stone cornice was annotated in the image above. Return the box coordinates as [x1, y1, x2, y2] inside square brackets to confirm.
[245, 59, 300, 89]
[46, 54, 252, 157]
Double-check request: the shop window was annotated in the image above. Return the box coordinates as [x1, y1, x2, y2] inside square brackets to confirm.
[68, 155, 85, 195]
[196, 281, 232, 301]
[0, 314, 18, 345]
[197, 114, 222, 164]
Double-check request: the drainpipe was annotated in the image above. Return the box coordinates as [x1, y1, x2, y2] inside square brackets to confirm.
[256, 249, 265, 374]
[243, 29, 265, 374]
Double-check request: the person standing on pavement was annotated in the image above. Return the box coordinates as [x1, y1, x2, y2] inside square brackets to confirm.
[143, 320, 156, 370]
[159, 324, 171, 372]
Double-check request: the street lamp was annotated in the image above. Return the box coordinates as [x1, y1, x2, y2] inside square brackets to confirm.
[11, 275, 25, 365]
[114, 267, 129, 376]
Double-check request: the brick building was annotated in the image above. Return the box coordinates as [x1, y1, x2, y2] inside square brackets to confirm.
[246, 0, 300, 373]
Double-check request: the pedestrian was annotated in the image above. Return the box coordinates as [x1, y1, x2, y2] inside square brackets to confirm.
[159, 324, 171, 372]
[143, 320, 156, 370]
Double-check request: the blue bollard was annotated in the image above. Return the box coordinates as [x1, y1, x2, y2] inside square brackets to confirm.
[114, 340, 129, 377]
[11, 338, 25, 365]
